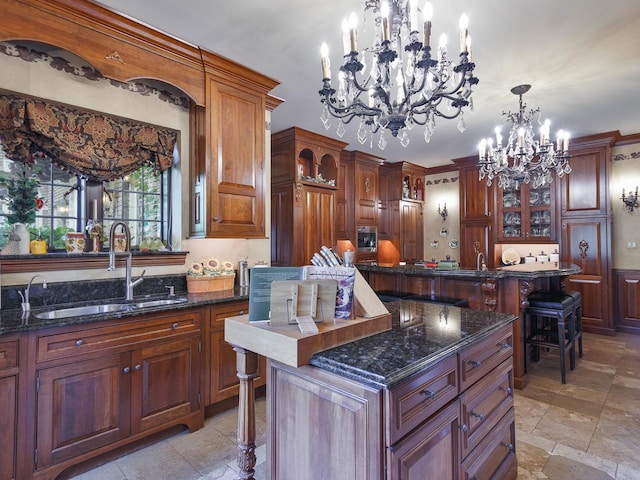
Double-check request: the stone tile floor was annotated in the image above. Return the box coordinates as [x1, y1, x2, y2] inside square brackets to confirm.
[69, 332, 640, 479]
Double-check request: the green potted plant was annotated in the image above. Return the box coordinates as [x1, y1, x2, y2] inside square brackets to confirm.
[0, 163, 43, 254]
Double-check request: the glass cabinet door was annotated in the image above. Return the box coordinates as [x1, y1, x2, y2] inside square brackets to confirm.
[528, 185, 552, 238]
[498, 184, 555, 242]
[501, 187, 522, 238]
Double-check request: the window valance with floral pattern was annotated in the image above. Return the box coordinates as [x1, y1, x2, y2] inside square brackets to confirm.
[0, 92, 178, 182]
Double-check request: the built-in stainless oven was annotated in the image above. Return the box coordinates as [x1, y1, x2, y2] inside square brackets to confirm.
[356, 225, 377, 253]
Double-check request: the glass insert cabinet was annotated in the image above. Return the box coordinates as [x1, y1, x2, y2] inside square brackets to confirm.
[497, 184, 556, 241]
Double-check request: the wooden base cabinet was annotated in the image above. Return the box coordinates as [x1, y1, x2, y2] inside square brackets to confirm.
[29, 310, 204, 479]
[0, 336, 21, 480]
[267, 325, 516, 480]
[614, 270, 640, 334]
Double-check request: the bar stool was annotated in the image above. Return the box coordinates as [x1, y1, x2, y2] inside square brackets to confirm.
[524, 292, 576, 384]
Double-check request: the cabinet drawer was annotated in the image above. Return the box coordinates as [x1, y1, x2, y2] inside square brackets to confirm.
[385, 354, 458, 446]
[461, 408, 517, 480]
[209, 301, 248, 331]
[35, 311, 201, 363]
[460, 359, 514, 457]
[0, 338, 19, 370]
[458, 325, 512, 392]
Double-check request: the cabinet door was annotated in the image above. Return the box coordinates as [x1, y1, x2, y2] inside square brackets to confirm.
[387, 399, 462, 480]
[355, 160, 378, 225]
[615, 270, 640, 334]
[35, 353, 130, 469]
[131, 335, 201, 434]
[559, 144, 609, 217]
[0, 338, 19, 480]
[459, 223, 492, 269]
[561, 217, 613, 334]
[301, 188, 336, 266]
[208, 78, 266, 237]
[0, 375, 17, 480]
[378, 173, 391, 239]
[400, 201, 423, 262]
[497, 185, 555, 241]
[460, 167, 493, 221]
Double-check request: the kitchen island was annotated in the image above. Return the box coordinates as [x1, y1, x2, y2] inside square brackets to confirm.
[225, 300, 517, 480]
[357, 261, 581, 389]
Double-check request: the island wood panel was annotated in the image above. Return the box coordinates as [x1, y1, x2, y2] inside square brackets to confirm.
[268, 361, 383, 480]
[435, 277, 484, 311]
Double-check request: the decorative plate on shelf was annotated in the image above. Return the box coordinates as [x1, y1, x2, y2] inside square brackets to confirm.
[439, 227, 449, 237]
[501, 248, 520, 265]
[448, 239, 459, 249]
[430, 239, 440, 248]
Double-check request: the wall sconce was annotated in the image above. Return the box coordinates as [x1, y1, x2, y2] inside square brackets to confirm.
[438, 203, 448, 221]
[621, 187, 639, 213]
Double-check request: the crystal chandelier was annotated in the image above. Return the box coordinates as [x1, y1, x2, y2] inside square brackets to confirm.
[318, 0, 478, 150]
[478, 84, 571, 189]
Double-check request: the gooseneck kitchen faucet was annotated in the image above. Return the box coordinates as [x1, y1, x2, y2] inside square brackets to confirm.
[108, 221, 145, 301]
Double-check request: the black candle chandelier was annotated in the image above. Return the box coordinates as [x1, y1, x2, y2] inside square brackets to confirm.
[621, 187, 639, 213]
[319, 0, 478, 150]
[477, 84, 571, 189]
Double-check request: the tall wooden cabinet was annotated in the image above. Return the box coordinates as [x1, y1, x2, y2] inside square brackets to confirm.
[190, 54, 279, 238]
[559, 132, 617, 335]
[271, 127, 348, 266]
[454, 156, 495, 269]
[379, 162, 426, 263]
[338, 150, 384, 263]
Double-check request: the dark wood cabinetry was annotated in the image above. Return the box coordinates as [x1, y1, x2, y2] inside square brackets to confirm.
[379, 162, 426, 263]
[205, 301, 266, 405]
[497, 184, 557, 242]
[29, 310, 204, 479]
[454, 156, 495, 269]
[559, 133, 617, 335]
[614, 270, 640, 335]
[190, 59, 279, 238]
[271, 127, 347, 266]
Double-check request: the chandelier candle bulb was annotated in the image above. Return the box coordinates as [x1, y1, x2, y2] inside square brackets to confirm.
[423, 1, 433, 47]
[459, 13, 469, 53]
[349, 12, 358, 52]
[320, 43, 330, 78]
[466, 35, 472, 61]
[381, 2, 390, 42]
[557, 130, 564, 152]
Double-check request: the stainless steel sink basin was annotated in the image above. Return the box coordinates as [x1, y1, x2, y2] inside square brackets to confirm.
[34, 297, 189, 320]
[35, 303, 134, 319]
[133, 297, 188, 309]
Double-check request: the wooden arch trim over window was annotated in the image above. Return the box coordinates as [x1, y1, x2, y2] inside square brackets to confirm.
[0, 92, 178, 181]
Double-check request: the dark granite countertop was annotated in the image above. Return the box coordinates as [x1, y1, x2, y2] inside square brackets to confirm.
[0, 284, 248, 336]
[355, 261, 581, 279]
[309, 300, 516, 390]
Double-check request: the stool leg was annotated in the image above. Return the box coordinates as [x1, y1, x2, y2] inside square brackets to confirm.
[577, 306, 583, 358]
[568, 312, 576, 371]
[557, 316, 567, 384]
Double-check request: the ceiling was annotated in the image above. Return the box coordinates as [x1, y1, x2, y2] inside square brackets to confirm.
[95, 0, 640, 169]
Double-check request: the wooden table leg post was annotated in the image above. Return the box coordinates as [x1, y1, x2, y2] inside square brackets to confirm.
[233, 345, 259, 480]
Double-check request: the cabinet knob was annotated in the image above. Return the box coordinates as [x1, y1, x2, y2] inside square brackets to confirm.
[502, 442, 515, 452]
[123, 367, 131, 374]
[498, 342, 511, 350]
[134, 364, 141, 371]
[459, 424, 468, 432]
[213, 217, 220, 222]
[470, 411, 485, 421]
[421, 389, 436, 399]
[172, 322, 179, 329]
[501, 386, 513, 396]
[238, 310, 245, 315]
[470, 360, 482, 368]
[75, 339, 84, 346]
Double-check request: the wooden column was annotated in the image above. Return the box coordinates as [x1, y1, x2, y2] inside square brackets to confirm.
[232, 345, 259, 480]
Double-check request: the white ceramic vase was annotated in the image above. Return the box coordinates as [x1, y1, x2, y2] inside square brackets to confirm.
[12, 222, 31, 255]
